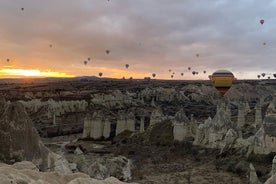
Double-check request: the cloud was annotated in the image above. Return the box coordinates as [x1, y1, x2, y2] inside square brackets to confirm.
[0, 0, 276, 79]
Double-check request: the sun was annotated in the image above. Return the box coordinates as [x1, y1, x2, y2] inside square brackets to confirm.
[0, 68, 74, 78]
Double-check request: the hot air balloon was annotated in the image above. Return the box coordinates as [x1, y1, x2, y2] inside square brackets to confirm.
[152, 73, 156, 78]
[49, 44, 52, 48]
[268, 76, 270, 80]
[210, 70, 235, 96]
[260, 19, 264, 25]
[88, 57, 91, 61]
[195, 72, 199, 75]
[196, 53, 199, 57]
[192, 71, 196, 75]
[21, 8, 24, 11]
[181, 73, 184, 76]
[99, 72, 103, 77]
[171, 75, 174, 78]
[6, 58, 9, 62]
[84, 61, 88, 65]
[263, 42, 266, 45]
[106, 50, 110, 54]
[203, 70, 206, 74]
[168, 69, 172, 72]
[274, 73, 276, 78]
[188, 67, 191, 71]
[261, 73, 266, 77]
[125, 64, 129, 69]
[257, 75, 261, 79]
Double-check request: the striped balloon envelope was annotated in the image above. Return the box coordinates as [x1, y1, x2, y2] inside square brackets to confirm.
[210, 70, 235, 95]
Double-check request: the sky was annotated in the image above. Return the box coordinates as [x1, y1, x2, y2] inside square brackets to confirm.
[0, 0, 276, 79]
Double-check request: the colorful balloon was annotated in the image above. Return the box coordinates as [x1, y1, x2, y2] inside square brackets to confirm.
[260, 19, 264, 24]
[210, 70, 235, 95]
[152, 73, 156, 78]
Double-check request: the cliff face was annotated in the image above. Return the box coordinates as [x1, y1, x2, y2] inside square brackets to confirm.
[0, 101, 44, 163]
[0, 99, 70, 173]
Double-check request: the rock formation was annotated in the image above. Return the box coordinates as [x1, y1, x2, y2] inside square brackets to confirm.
[0, 161, 136, 184]
[0, 99, 70, 173]
[193, 103, 236, 149]
[173, 108, 191, 141]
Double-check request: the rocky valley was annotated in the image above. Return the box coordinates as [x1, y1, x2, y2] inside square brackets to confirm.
[0, 77, 276, 184]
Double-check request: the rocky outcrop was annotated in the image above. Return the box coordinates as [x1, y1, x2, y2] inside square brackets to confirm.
[72, 153, 132, 182]
[0, 99, 70, 173]
[20, 99, 88, 117]
[0, 161, 136, 184]
[249, 163, 261, 184]
[193, 104, 236, 149]
[173, 108, 191, 141]
[90, 90, 138, 109]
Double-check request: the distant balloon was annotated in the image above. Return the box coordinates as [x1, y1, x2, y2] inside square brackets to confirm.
[99, 72, 103, 77]
[192, 71, 196, 75]
[6, 58, 9, 62]
[261, 73, 266, 77]
[129, 77, 133, 80]
[273, 73, 276, 78]
[87, 57, 91, 61]
[260, 19, 264, 25]
[181, 73, 184, 76]
[168, 69, 172, 72]
[188, 67, 191, 71]
[195, 72, 199, 75]
[203, 70, 206, 74]
[171, 75, 174, 78]
[21, 8, 24, 11]
[210, 69, 235, 96]
[263, 42, 266, 45]
[196, 53, 199, 57]
[172, 72, 175, 75]
[125, 64, 129, 69]
[257, 75, 261, 79]
[268, 76, 271, 80]
[152, 73, 156, 78]
[49, 44, 52, 48]
[106, 50, 110, 54]
[84, 61, 88, 65]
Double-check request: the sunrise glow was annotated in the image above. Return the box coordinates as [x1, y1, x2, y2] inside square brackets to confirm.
[0, 68, 74, 78]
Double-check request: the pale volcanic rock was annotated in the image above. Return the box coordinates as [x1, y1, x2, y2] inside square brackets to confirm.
[0, 161, 136, 184]
[0, 100, 71, 173]
[193, 105, 235, 149]
[173, 108, 191, 141]
[90, 90, 137, 109]
[249, 163, 262, 184]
